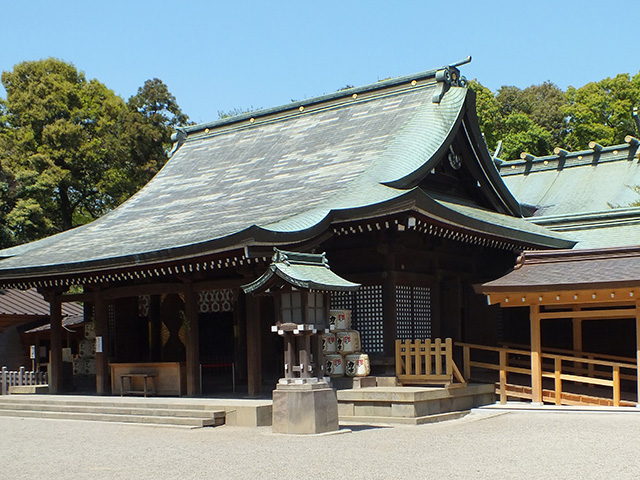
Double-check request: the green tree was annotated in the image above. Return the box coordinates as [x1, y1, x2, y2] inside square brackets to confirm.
[470, 80, 560, 158]
[468, 80, 504, 153]
[496, 82, 568, 150]
[1, 59, 127, 234]
[0, 59, 189, 246]
[564, 73, 640, 150]
[500, 113, 554, 160]
[104, 78, 190, 205]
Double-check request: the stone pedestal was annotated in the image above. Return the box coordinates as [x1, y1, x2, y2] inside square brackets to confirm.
[272, 379, 339, 434]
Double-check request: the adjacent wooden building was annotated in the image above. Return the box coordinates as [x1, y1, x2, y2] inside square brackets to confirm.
[472, 134, 640, 405]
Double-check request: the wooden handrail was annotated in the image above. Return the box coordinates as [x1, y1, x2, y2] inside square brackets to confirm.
[457, 342, 531, 356]
[500, 342, 636, 365]
[457, 342, 637, 407]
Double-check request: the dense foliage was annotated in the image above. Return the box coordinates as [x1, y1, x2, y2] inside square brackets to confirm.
[0, 59, 189, 247]
[469, 72, 640, 160]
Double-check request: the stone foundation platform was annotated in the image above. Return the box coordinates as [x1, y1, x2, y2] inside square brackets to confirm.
[337, 383, 495, 425]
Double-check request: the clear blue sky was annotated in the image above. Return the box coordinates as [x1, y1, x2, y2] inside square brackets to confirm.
[1, 0, 639, 125]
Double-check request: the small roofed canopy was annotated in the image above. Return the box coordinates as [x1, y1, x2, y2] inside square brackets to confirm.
[242, 249, 360, 295]
[477, 246, 640, 307]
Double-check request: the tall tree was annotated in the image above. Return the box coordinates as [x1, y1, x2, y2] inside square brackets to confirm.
[104, 78, 190, 205]
[1, 59, 127, 235]
[0, 59, 190, 246]
[564, 73, 640, 150]
[470, 80, 562, 159]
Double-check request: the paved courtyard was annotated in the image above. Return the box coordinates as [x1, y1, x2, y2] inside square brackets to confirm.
[1, 409, 639, 479]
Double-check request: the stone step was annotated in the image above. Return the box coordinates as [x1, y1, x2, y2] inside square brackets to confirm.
[0, 408, 224, 427]
[0, 401, 220, 419]
[0, 395, 221, 408]
[0, 395, 273, 427]
[337, 384, 496, 424]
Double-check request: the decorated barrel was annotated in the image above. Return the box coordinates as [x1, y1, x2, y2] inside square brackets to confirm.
[325, 354, 345, 377]
[335, 330, 361, 354]
[84, 322, 96, 340]
[329, 309, 352, 331]
[72, 358, 96, 375]
[78, 339, 96, 359]
[345, 353, 371, 377]
[322, 332, 337, 353]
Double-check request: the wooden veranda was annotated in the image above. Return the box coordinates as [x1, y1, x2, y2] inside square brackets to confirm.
[478, 247, 640, 407]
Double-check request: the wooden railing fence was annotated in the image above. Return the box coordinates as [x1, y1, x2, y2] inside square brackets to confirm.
[396, 338, 466, 386]
[458, 342, 637, 406]
[1, 366, 48, 395]
[500, 342, 637, 381]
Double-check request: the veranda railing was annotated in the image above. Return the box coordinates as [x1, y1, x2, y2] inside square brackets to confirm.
[1, 366, 48, 395]
[457, 342, 638, 406]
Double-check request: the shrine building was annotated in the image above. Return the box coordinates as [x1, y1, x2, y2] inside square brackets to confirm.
[0, 60, 578, 399]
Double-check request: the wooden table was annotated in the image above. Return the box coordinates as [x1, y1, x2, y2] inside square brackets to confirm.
[119, 373, 157, 397]
[110, 363, 185, 396]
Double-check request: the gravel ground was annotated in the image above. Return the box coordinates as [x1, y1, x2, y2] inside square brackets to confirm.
[1, 410, 639, 479]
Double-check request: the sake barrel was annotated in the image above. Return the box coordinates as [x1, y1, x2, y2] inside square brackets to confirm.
[325, 354, 345, 377]
[329, 309, 352, 331]
[78, 339, 95, 359]
[345, 353, 371, 377]
[85, 358, 96, 375]
[336, 330, 361, 354]
[84, 322, 96, 340]
[322, 332, 337, 353]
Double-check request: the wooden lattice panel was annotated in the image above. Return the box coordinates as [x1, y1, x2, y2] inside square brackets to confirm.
[331, 285, 384, 353]
[396, 285, 431, 340]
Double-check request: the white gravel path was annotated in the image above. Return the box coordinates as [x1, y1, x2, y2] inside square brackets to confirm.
[1, 410, 639, 479]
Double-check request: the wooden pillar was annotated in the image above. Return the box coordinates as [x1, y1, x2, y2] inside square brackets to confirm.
[572, 317, 583, 353]
[94, 293, 110, 395]
[148, 295, 162, 362]
[184, 284, 200, 397]
[246, 294, 262, 397]
[530, 304, 542, 404]
[48, 293, 63, 394]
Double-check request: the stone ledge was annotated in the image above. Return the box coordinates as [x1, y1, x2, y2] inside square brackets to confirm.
[8, 385, 49, 394]
[340, 410, 469, 426]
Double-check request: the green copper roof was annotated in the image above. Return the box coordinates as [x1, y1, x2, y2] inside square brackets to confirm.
[500, 142, 640, 217]
[499, 141, 640, 249]
[242, 249, 360, 293]
[0, 63, 573, 283]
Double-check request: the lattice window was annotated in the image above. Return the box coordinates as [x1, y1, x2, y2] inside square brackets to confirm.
[331, 285, 384, 353]
[108, 303, 116, 357]
[396, 285, 431, 340]
[396, 285, 413, 340]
